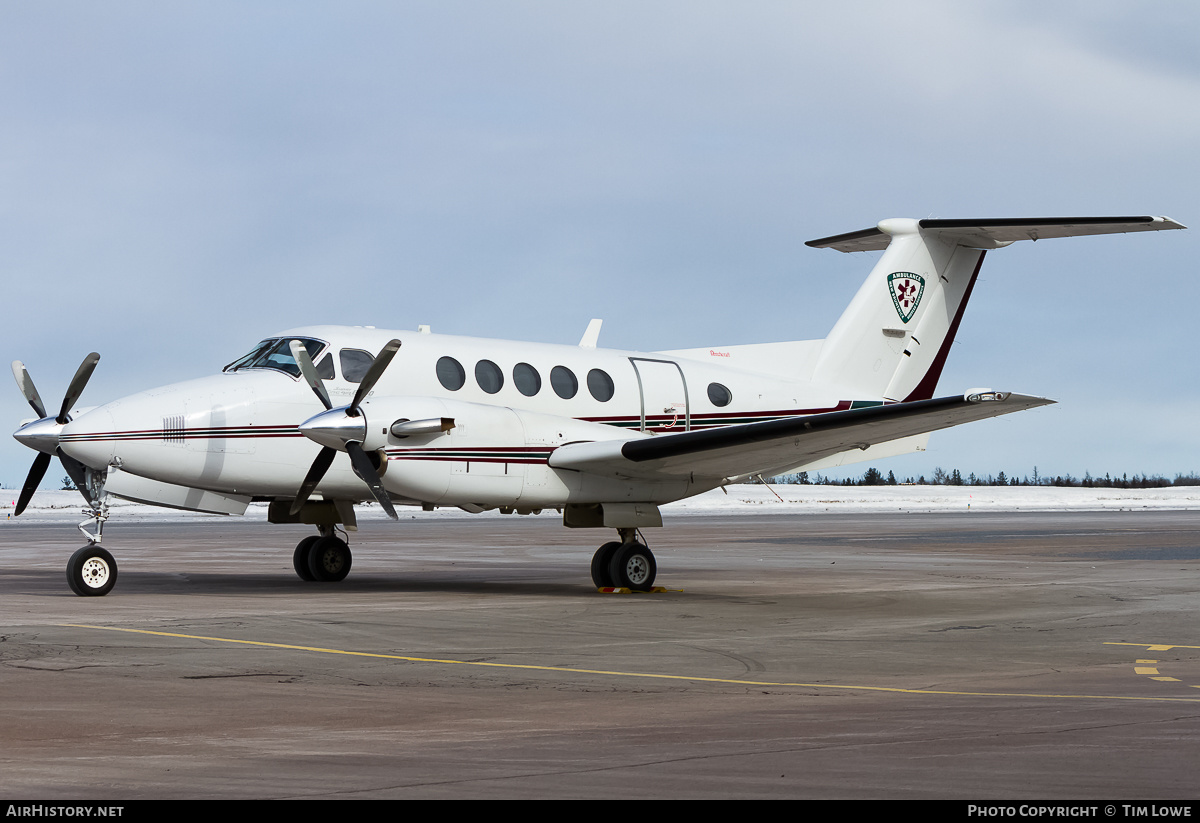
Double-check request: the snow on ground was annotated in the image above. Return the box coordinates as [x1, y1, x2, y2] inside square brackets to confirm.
[3, 485, 1197, 525]
[665, 484, 1200, 515]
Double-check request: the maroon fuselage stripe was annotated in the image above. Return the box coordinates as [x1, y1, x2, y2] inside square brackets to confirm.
[60, 425, 305, 442]
[59, 403, 866, 446]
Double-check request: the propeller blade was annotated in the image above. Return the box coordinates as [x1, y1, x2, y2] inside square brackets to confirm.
[289, 340, 332, 411]
[57, 449, 97, 507]
[56, 352, 100, 424]
[11, 361, 47, 418]
[346, 441, 397, 520]
[350, 339, 401, 413]
[15, 452, 52, 516]
[290, 446, 337, 515]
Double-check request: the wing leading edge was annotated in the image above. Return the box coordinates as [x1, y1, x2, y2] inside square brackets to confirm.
[549, 392, 1053, 482]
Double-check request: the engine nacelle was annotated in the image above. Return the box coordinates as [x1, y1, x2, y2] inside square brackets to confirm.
[355, 395, 695, 508]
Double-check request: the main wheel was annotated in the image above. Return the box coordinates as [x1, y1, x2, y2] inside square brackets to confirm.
[590, 541, 622, 588]
[608, 542, 656, 591]
[66, 545, 118, 597]
[293, 535, 320, 581]
[307, 535, 352, 582]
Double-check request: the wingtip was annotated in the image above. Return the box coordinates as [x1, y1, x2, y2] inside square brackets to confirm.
[963, 390, 1055, 408]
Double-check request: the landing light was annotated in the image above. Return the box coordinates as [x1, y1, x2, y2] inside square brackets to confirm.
[965, 389, 1009, 402]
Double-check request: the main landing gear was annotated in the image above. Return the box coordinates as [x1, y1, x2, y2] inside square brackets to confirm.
[292, 527, 353, 583]
[591, 528, 657, 591]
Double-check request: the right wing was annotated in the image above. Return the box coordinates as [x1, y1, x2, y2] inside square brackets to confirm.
[549, 392, 1052, 482]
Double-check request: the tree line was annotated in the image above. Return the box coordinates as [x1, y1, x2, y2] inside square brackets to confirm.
[769, 467, 1200, 488]
[8, 468, 1199, 492]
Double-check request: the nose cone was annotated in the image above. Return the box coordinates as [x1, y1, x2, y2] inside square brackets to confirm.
[59, 406, 118, 470]
[57, 371, 272, 478]
[14, 416, 65, 455]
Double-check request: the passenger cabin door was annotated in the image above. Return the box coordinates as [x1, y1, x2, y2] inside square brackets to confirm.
[629, 358, 690, 433]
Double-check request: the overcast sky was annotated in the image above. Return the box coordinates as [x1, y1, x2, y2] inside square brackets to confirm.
[2, 0, 1197, 490]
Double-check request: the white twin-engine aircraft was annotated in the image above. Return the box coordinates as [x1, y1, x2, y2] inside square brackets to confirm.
[12, 216, 1184, 596]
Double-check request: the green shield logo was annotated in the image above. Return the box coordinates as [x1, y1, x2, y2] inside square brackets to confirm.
[887, 272, 925, 323]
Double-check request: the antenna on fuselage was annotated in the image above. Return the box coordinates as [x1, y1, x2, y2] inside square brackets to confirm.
[579, 319, 602, 349]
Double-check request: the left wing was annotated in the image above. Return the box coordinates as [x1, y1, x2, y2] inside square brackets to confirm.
[549, 392, 1051, 482]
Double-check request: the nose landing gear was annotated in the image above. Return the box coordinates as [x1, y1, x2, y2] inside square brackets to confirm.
[66, 473, 117, 597]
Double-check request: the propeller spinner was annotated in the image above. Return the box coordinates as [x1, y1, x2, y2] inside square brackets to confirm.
[290, 339, 401, 519]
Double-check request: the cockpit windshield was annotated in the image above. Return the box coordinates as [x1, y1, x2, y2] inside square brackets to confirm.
[223, 337, 327, 378]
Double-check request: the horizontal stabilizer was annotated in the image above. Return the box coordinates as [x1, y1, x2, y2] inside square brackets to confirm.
[549, 391, 1052, 482]
[807, 216, 1185, 253]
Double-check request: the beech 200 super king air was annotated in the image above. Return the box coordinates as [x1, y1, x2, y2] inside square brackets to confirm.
[12, 215, 1185, 596]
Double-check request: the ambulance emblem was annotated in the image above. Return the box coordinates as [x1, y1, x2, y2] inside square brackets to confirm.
[887, 272, 925, 323]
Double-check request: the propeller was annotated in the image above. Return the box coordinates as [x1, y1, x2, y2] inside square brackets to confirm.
[11, 353, 101, 516]
[289, 339, 401, 519]
[12, 361, 47, 418]
[16, 453, 52, 517]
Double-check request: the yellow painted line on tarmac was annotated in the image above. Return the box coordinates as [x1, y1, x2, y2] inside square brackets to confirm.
[60, 623, 1200, 704]
[1113, 648, 1200, 689]
[1105, 643, 1200, 651]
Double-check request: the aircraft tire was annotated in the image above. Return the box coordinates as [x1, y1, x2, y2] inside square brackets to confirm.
[590, 541, 622, 588]
[608, 542, 656, 592]
[66, 545, 118, 597]
[293, 536, 320, 582]
[307, 535, 352, 582]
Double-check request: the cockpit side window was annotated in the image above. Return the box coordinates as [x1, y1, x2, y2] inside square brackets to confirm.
[317, 353, 336, 381]
[339, 349, 375, 383]
[224, 337, 327, 378]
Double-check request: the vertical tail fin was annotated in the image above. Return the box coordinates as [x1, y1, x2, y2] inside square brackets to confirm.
[809, 218, 983, 401]
[807, 216, 1184, 401]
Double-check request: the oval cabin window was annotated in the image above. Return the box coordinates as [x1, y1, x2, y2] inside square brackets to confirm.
[475, 360, 504, 394]
[436, 356, 466, 391]
[707, 382, 732, 407]
[551, 366, 578, 399]
[587, 369, 615, 402]
[513, 362, 541, 397]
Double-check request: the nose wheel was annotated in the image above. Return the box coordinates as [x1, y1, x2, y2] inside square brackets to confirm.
[66, 545, 117, 597]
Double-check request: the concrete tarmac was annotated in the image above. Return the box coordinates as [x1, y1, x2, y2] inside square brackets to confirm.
[1, 509, 1198, 799]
